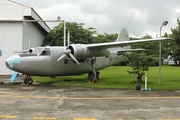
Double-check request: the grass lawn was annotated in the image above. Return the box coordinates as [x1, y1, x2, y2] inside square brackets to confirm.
[33, 66, 180, 90]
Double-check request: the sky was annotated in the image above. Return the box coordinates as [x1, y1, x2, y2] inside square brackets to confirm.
[15, 0, 180, 38]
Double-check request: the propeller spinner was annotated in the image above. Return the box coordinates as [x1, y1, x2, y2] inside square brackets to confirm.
[56, 31, 80, 65]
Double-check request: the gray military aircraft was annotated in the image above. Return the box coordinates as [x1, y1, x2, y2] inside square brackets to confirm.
[5, 28, 173, 84]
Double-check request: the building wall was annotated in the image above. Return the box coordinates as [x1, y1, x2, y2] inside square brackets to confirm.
[0, 21, 47, 74]
[0, 0, 50, 75]
[0, 0, 32, 19]
[22, 22, 46, 50]
[0, 22, 23, 74]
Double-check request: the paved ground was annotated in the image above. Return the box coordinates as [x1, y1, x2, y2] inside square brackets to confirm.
[0, 76, 180, 120]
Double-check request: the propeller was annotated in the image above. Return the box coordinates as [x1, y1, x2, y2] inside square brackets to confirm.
[56, 31, 80, 65]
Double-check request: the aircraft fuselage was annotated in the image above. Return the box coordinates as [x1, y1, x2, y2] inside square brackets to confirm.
[5, 46, 127, 76]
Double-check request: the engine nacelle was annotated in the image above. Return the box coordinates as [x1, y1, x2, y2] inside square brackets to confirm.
[68, 44, 110, 59]
[29, 48, 35, 53]
[69, 44, 88, 59]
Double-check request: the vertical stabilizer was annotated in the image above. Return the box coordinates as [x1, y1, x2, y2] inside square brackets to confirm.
[116, 28, 129, 42]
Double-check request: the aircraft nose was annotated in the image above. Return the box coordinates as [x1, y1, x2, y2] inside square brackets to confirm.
[5, 55, 21, 69]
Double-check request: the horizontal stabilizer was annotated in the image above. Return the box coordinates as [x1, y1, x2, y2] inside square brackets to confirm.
[14, 50, 29, 53]
[117, 48, 145, 52]
[117, 48, 145, 55]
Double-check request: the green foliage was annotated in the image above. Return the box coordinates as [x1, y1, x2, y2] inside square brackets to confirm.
[131, 35, 159, 56]
[43, 22, 119, 46]
[43, 22, 94, 46]
[170, 17, 180, 65]
[125, 35, 159, 83]
[126, 52, 158, 83]
[92, 33, 118, 43]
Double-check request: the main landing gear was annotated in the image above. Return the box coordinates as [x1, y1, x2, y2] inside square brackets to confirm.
[87, 57, 100, 83]
[22, 75, 34, 86]
[88, 71, 100, 83]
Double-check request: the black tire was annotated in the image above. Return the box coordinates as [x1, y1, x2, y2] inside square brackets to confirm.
[24, 77, 33, 84]
[24, 78, 29, 84]
[96, 72, 100, 80]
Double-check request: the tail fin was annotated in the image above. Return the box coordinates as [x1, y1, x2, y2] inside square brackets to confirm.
[116, 28, 129, 42]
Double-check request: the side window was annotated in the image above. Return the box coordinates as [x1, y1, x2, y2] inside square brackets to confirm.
[0, 50, 2, 56]
[40, 48, 51, 56]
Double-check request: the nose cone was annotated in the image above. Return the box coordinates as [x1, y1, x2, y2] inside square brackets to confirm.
[5, 55, 21, 70]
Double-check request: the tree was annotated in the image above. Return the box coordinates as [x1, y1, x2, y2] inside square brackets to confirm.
[169, 18, 180, 65]
[126, 52, 158, 84]
[43, 22, 94, 46]
[92, 33, 118, 43]
[125, 35, 159, 83]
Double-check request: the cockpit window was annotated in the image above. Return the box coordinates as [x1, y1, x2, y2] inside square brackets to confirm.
[32, 47, 44, 55]
[40, 48, 51, 56]
[32, 47, 51, 56]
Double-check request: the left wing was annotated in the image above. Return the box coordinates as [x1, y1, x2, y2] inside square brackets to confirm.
[86, 37, 173, 50]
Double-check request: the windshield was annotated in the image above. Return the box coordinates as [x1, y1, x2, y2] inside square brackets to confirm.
[30, 47, 51, 56]
[32, 47, 44, 55]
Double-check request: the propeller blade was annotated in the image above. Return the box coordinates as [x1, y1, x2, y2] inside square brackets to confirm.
[67, 31, 70, 47]
[63, 49, 71, 54]
[56, 54, 66, 62]
[69, 53, 80, 65]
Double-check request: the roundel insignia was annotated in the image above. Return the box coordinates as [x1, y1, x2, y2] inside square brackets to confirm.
[109, 56, 112, 62]
[125, 34, 129, 38]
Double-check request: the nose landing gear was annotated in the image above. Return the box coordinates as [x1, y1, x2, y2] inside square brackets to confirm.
[22, 76, 34, 86]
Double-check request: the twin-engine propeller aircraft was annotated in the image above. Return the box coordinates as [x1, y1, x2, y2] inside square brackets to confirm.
[5, 28, 173, 84]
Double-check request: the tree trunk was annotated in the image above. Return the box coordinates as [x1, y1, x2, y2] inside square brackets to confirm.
[137, 75, 142, 84]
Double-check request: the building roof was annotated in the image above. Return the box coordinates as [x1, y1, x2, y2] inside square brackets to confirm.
[0, 0, 51, 33]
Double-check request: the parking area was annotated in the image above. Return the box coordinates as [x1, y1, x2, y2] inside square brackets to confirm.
[0, 76, 180, 120]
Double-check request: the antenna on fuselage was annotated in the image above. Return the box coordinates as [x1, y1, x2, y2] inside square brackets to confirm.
[64, 21, 66, 47]
[67, 30, 70, 48]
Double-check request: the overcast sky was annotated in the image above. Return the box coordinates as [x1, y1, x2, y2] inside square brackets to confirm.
[15, 0, 180, 38]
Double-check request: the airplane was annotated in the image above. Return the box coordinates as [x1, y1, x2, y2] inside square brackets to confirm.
[5, 28, 173, 84]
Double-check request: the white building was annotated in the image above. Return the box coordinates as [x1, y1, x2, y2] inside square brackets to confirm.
[0, 0, 51, 74]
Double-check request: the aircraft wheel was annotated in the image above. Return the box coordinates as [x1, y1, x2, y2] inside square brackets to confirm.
[24, 77, 33, 84]
[88, 72, 100, 82]
[96, 72, 100, 80]
[24, 78, 28, 84]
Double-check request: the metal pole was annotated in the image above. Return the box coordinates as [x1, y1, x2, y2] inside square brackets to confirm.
[159, 21, 168, 85]
[64, 21, 66, 47]
[145, 73, 148, 90]
[159, 25, 163, 84]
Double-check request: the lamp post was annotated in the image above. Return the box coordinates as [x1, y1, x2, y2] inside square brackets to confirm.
[159, 20, 168, 84]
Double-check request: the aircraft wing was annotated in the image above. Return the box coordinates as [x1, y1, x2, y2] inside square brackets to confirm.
[65, 37, 174, 63]
[86, 38, 173, 50]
